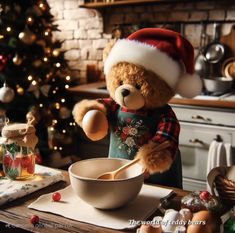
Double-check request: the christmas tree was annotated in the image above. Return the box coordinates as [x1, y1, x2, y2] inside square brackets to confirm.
[0, 0, 77, 165]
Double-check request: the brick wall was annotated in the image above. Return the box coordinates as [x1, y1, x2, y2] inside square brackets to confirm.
[47, 0, 235, 83]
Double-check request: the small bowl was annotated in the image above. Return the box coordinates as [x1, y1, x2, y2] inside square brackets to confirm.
[68, 158, 144, 209]
[203, 76, 233, 94]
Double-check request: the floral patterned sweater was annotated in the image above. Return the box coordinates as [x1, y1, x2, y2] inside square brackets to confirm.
[99, 98, 180, 160]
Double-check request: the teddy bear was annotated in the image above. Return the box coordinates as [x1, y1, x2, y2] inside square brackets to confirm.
[73, 28, 202, 188]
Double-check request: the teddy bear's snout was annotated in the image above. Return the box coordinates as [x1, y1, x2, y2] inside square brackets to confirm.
[121, 88, 130, 97]
[114, 84, 145, 110]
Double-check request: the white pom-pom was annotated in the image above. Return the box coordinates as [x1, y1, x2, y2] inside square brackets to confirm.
[176, 73, 202, 98]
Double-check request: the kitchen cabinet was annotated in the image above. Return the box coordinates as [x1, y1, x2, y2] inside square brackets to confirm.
[172, 105, 235, 191]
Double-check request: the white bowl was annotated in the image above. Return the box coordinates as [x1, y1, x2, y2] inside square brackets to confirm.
[68, 158, 144, 209]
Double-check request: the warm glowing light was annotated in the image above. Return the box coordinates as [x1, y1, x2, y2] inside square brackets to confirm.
[53, 146, 58, 150]
[44, 31, 49, 36]
[65, 85, 69, 89]
[6, 27, 11, 32]
[61, 98, 65, 103]
[69, 122, 73, 126]
[27, 17, 33, 23]
[28, 75, 33, 81]
[55, 103, 60, 109]
[43, 57, 48, 62]
[52, 90, 56, 94]
[52, 119, 58, 125]
[39, 103, 43, 108]
[55, 87, 59, 90]
[39, 3, 46, 10]
[55, 63, 61, 68]
[52, 49, 59, 57]
[66, 76, 71, 81]
[62, 130, 66, 133]
[32, 80, 37, 86]
[50, 126, 54, 131]
[59, 147, 62, 151]
[73, 123, 76, 126]
[0, 35, 4, 39]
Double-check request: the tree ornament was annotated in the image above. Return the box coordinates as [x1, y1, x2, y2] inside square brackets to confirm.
[12, 54, 23, 65]
[27, 83, 40, 98]
[16, 85, 24, 95]
[0, 54, 8, 71]
[0, 84, 15, 103]
[59, 106, 71, 119]
[19, 29, 36, 45]
[40, 85, 51, 97]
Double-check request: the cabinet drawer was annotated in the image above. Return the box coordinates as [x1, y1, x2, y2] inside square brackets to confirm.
[173, 107, 235, 127]
[179, 124, 233, 148]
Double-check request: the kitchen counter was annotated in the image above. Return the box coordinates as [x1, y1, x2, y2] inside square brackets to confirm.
[0, 170, 189, 233]
[69, 81, 235, 109]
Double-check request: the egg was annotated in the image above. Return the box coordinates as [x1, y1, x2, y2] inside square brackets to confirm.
[138, 224, 162, 233]
[186, 210, 216, 233]
[82, 110, 108, 141]
[161, 209, 182, 232]
[179, 208, 193, 222]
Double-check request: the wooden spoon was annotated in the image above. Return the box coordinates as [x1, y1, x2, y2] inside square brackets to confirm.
[97, 158, 140, 180]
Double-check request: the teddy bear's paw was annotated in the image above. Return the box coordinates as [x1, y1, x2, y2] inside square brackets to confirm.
[136, 141, 173, 174]
[72, 99, 107, 127]
[144, 149, 173, 174]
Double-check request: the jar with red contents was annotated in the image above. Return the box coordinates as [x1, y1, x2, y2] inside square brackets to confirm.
[1, 122, 38, 180]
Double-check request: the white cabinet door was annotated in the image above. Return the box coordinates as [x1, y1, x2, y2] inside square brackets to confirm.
[179, 122, 234, 181]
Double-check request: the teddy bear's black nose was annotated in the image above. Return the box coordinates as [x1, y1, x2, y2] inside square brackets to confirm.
[121, 89, 130, 97]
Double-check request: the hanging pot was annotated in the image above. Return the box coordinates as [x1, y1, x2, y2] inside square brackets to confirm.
[195, 22, 209, 77]
[203, 23, 226, 64]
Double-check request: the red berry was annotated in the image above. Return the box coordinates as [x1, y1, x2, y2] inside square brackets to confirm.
[52, 192, 61, 202]
[199, 191, 211, 200]
[30, 215, 39, 226]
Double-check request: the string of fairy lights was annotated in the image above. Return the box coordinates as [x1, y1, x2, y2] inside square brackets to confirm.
[0, 0, 77, 153]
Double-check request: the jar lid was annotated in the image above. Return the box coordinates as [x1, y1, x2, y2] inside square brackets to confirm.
[1, 123, 38, 148]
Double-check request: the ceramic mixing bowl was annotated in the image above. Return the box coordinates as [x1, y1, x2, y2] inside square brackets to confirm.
[68, 158, 144, 209]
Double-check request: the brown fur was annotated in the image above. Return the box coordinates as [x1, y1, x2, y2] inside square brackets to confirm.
[136, 140, 173, 174]
[72, 99, 107, 127]
[73, 42, 177, 174]
[106, 62, 174, 108]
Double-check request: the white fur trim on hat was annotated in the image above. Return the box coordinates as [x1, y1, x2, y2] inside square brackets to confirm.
[104, 39, 181, 89]
[176, 73, 202, 98]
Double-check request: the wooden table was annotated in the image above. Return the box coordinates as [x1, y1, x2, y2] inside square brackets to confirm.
[0, 170, 189, 233]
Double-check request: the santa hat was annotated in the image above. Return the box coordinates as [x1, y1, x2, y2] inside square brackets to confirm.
[104, 28, 202, 98]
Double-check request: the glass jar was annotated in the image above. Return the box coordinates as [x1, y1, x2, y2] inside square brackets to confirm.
[1, 122, 38, 180]
[2, 143, 35, 180]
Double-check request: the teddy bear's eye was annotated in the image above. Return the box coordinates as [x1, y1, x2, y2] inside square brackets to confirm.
[135, 84, 141, 90]
[119, 81, 123, 85]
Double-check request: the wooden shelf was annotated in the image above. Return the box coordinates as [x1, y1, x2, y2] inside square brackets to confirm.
[79, 0, 192, 9]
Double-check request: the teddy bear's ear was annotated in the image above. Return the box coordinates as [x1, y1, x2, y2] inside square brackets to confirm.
[103, 39, 117, 63]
